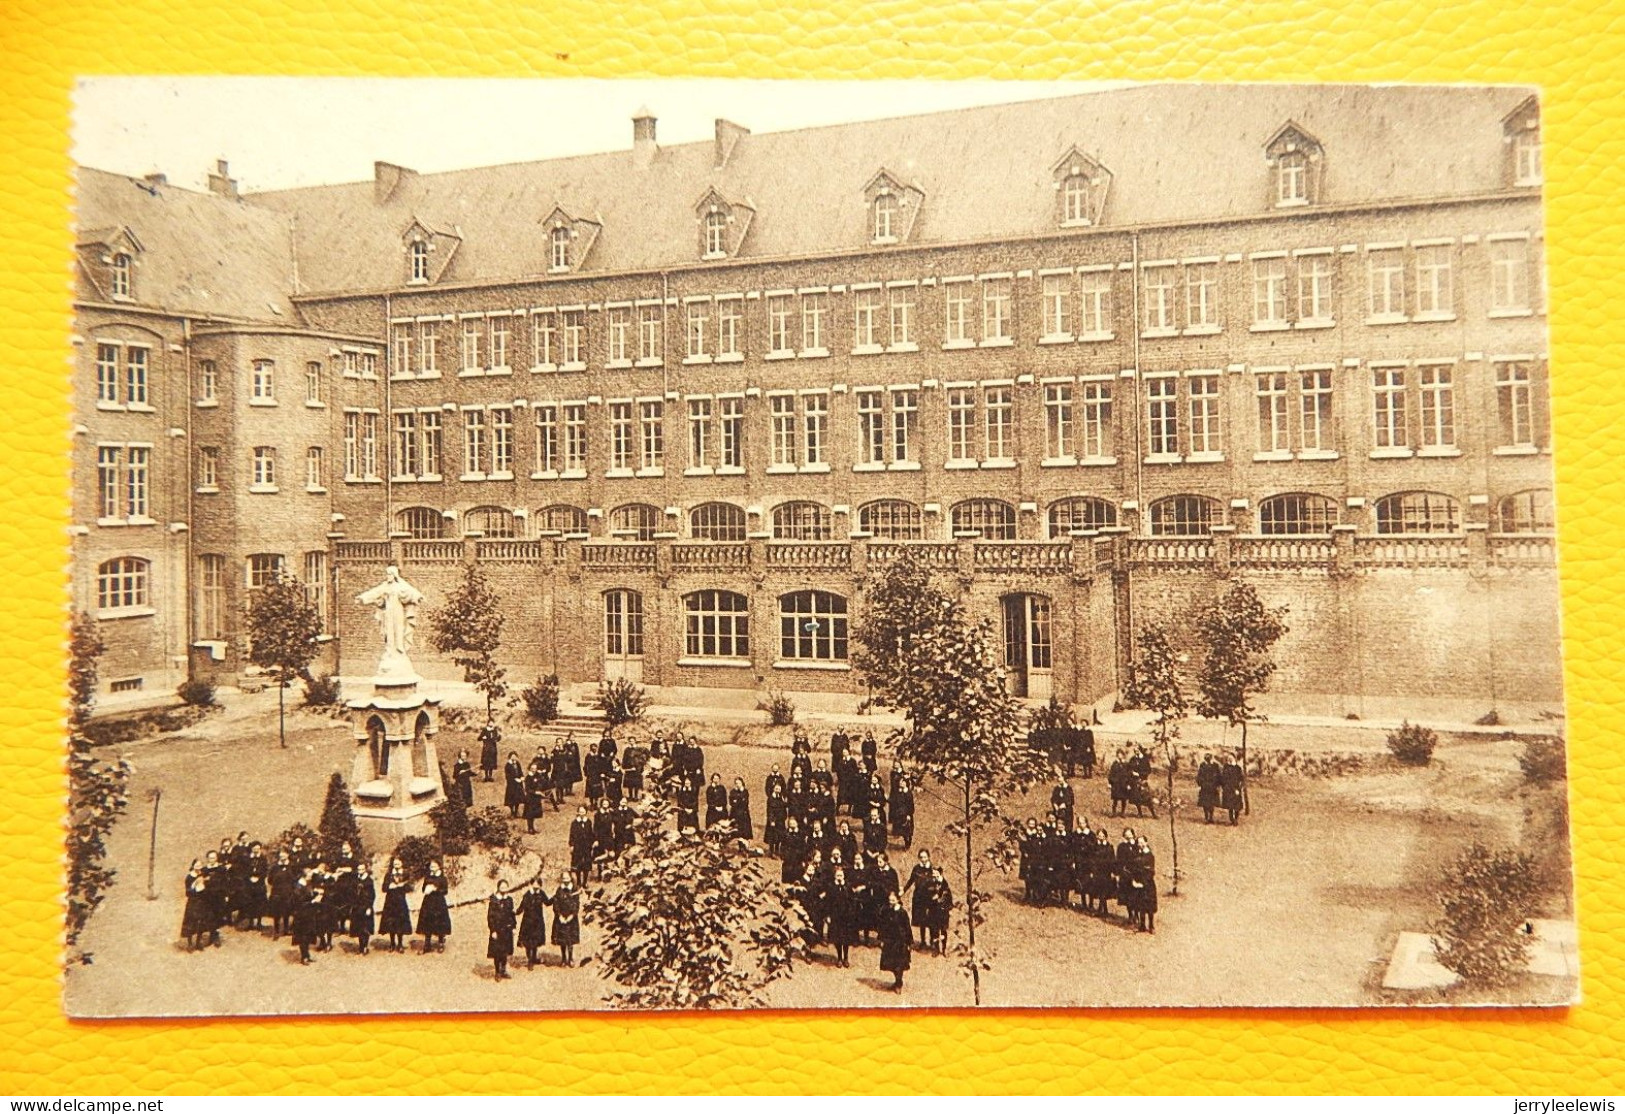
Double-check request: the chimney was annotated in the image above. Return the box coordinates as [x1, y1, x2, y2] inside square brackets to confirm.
[714, 119, 750, 169]
[374, 161, 418, 204]
[632, 107, 657, 168]
[207, 159, 238, 199]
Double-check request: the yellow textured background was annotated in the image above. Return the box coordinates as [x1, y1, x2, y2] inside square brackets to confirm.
[2, 0, 1622, 1094]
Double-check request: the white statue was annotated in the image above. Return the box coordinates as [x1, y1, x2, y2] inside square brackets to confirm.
[356, 565, 424, 677]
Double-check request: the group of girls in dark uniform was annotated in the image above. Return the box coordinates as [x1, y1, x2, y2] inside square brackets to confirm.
[483, 873, 582, 979]
[1195, 753, 1247, 825]
[1105, 746, 1160, 818]
[1015, 813, 1160, 932]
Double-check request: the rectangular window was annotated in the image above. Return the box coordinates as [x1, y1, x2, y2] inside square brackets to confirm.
[247, 554, 284, 591]
[717, 299, 742, 357]
[889, 286, 914, 347]
[1080, 270, 1112, 336]
[944, 282, 971, 344]
[606, 307, 631, 364]
[305, 361, 322, 404]
[1372, 367, 1408, 449]
[891, 388, 917, 464]
[197, 555, 226, 641]
[305, 447, 324, 489]
[341, 351, 359, 379]
[984, 386, 1013, 461]
[97, 446, 120, 517]
[303, 551, 328, 633]
[1080, 381, 1112, 459]
[419, 320, 440, 374]
[1415, 244, 1453, 316]
[1188, 375, 1221, 455]
[1045, 382, 1074, 459]
[1143, 265, 1176, 332]
[853, 289, 881, 349]
[1495, 361, 1534, 448]
[464, 409, 486, 476]
[802, 392, 827, 465]
[770, 394, 797, 467]
[420, 411, 441, 477]
[768, 295, 793, 354]
[947, 387, 975, 462]
[534, 405, 559, 472]
[1256, 373, 1290, 453]
[97, 344, 119, 404]
[197, 358, 217, 403]
[125, 347, 149, 406]
[1042, 274, 1072, 338]
[197, 446, 218, 489]
[249, 358, 273, 401]
[359, 350, 378, 382]
[490, 407, 514, 474]
[800, 292, 827, 353]
[489, 317, 510, 370]
[1301, 370, 1334, 453]
[563, 403, 587, 472]
[461, 318, 481, 372]
[393, 411, 419, 478]
[251, 446, 276, 488]
[1147, 378, 1179, 457]
[686, 302, 709, 359]
[343, 411, 360, 479]
[688, 398, 712, 469]
[719, 396, 744, 469]
[983, 278, 1012, 340]
[534, 312, 558, 368]
[1253, 258, 1288, 325]
[608, 402, 634, 472]
[1298, 254, 1333, 321]
[1419, 364, 1455, 448]
[361, 412, 379, 479]
[1186, 263, 1219, 329]
[393, 323, 412, 375]
[637, 305, 662, 363]
[638, 400, 663, 471]
[562, 310, 585, 366]
[857, 390, 884, 464]
[1369, 249, 1405, 317]
[1490, 239, 1530, 313]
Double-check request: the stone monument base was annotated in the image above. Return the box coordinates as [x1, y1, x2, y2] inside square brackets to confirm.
[345, 669, 445, 853]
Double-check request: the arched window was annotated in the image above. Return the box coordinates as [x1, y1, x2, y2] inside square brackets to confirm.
[110, 252, 132, 299]
[951, 499, 1017, 540]
[604, 589, 644, 657]
[1063, 172, 1090, 225]
[690, 502, 746, 541]
[409, 240, 429, 283]
[1375, 492, 1460, 535]
[1047, 497, 1117, 538]
[1149, 495, 1219, 537]
[1258, 493, 1338, 535]
[772, 501, 832, 541]
[609, 503, 660, 540]
[779, 590, 849, 662]
[704, 211, 728, 257]
[873, 192, 899, 242]
[1495, 490, 1554, 534]
[464, 505, 517, 538]
[535, 504, 588, 536]
[858, 500, 923, 540]
[396, 506, 445, 539]
[683, 590, 750, 659]
[96, 557, 149, 613]
[550, 226, 571, 271]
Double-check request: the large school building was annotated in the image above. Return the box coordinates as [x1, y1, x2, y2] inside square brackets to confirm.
[71, 84, 1560, 719]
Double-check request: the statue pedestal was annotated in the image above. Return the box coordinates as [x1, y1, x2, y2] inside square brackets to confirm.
[345, 671, 444, 850]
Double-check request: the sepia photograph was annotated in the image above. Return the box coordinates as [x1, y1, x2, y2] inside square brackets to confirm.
[63, 78, 1574, 1016]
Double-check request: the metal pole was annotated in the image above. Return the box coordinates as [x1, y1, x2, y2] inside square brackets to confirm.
[145, 787, 161, 900]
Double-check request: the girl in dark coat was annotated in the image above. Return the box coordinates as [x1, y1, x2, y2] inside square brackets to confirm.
[675, 776, 700, 831]
[349, 863, 376, 954]
[238, 842, 269, 928]
[518, 882, 550, 967]
[487, 881, 516, 979]
[417, 861, 452, 952]
[291, 869, 325, 965]
[729, 778, 753, 841]
[453, 750, 476, 807]
[902, 850, 934, 948]
[764, 786, 787, 856]
[568, 806, 595, 887]
[1133, 837, 1158, 933]
[503, 754, 525, 817]
[592, 800, 617, 877]
[551, 875, 581, 966]
[863, 806, 888, 855]
[891, 776, 915, 849]
[878, 890, 913, 991]
[1196, 754, 1222, 823]
[780, 816, 806, 883]
[478, 721, 501, 782]
[825, 868, 860, 967]
[523, 763, 548, 834]
[268, 850, 297, 938]
[180, 860, 213, 950]
[924, 867, 953, 955]
[835, 821, 859, 868]
[564, 734, 583, 795]
[379, 861, 414, 950]
[1220, 758, 1245, 825]
[549, 743, 570, 807]
[704, 774, 729, 831]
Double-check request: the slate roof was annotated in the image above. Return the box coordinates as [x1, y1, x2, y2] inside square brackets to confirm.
[74, 166, 300, 320]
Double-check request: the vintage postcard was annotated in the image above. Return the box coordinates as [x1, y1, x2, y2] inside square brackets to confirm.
[63, 78, 1573, 1015]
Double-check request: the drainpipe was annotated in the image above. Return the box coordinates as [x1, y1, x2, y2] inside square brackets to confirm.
[383, 292, 393, 537]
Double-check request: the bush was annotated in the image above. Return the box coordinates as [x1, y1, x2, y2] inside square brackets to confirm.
[521, 674, 561, 725]
[471, 805, 515, 849]
[1387, 721, 1438, 766]
[429, 783, 472, 857]
[758, 689, 796, 727]
[1432, 842, 1542, 986]
[176, 678, 217, 707]
[317, 772, 365, 862]
[392, 834, 440, 882]
[303, 673, 342, 708]
[1518, 736, 1567, 785]
[596, 677, 650, 726]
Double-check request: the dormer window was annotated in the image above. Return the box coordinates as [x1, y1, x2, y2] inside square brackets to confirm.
[409, 240, 429, 283]
[862, 170, 923, 245]
[693, 188, 753, 261]
[1050, 149, 1111, 227]
[873, 192, 899, 243]
[550, 225, 572, 272]
[1504, 96, 1542, 187]
[109, 253, 132, 299]
[401, 219, 459, 285]
[704, 210, 727, 258]
[1264, 122, 1324, 208]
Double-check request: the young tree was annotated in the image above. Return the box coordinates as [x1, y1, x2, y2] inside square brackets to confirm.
[1123, 623, 1189, 896]
[428, 562, 509, 722]
[1195, 582, 1288, 814]
[1432, 842, 1542, 986]
[316, 771, 365, 863]
[587, 796, 806, 1009]
[65, 613, 131, 954]
[245, 573, 324, 748]
[852, 551, 1045, 1005]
